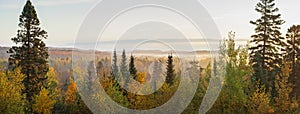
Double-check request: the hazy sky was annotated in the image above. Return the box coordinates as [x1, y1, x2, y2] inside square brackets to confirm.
[1, 0, 300, 50]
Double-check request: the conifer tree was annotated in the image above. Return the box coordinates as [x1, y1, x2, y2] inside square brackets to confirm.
[166, 54, 175, 85]
[249, 0, 285, 91]
[285, 25, 300, 96]
[109, 50, 122, 92]
[7, 0, 49, 112]
[87, 61, 95, 94]
[111, 49, 119, 79]
[129, 54, 137, 80]
[120, 50, 130, 82]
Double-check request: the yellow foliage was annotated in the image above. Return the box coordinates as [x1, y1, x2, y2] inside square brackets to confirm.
[33, 88, 56, 114]
[137, 72, 147, 84]
[274, 62, 298, 113]
[248, 81, 273, 114]
[45, 67, 58, 100]
[0, 68, 25, 113]
[65, 79, 78, 104]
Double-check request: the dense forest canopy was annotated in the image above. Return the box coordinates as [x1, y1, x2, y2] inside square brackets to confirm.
[1, 0, 300, 113]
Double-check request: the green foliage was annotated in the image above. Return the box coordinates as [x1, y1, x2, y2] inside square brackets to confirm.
[166, 54, 175, 85]
[98, 61, 130, 111]
[107, 80, 130, 107]
[285, 25, 300, 97]
[120, 50, 130, 82]
[112, 49, 119, 78]
[7, 1, 49, 112]
[129, 55, 137, 80]
[249, 0, 285, 93]
[208, 32, 250, 113]
[2, 1, 300, 113]
[182, 61, 204, 113]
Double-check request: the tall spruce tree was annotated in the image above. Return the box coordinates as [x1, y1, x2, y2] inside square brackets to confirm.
[166, 54, 175, 85]
[285, 25, 300, 96]
[120, 49, 130, 81]
[129, 54, 137, 80]
[111, 49, 119, 79]
[7, 0, 49, 112]
[110, 49, 122, 90]
[249, 0, 285, 91]
[87, 61, 95, 94]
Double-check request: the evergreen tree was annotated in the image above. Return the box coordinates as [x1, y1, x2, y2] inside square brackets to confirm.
[285, 25, 300, 96]
[166, 54, 175, 85]
[249, 0, 285, 92]
[109, 50, 122, 92]
[7, 0, 49, 112]
[120, 50, 130, 83]
[213, 58, 217, 77]
[111, 49, 119, 79]
[129, 54, 137, 80]
[87, 61, 95, 94]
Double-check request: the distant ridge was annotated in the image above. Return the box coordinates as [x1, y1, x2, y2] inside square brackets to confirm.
[0, 46, 218, 60]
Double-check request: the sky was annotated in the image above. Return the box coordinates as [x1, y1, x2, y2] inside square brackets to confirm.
[1, 0, 300, 51]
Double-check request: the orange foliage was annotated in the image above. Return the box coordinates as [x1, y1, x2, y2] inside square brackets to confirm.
[65, 79, 78, 104]
[137, 72, 147, 84]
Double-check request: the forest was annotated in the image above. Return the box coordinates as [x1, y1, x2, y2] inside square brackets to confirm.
[1, 0, 300, 113]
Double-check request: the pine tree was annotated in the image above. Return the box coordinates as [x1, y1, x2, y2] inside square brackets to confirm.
[87, 61, 95, 94]
[129, 54, 137, 80]
[249, 0, 285, 92]
[111, 49, 119, 79]
[285, 25, 300, 96]
[166, 54, 175, 85]
[7, 0, 49, 112]
[109, 50, 122, 93]
[120, 50, 130, 84]
[213, 58, 217, 77]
